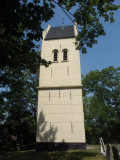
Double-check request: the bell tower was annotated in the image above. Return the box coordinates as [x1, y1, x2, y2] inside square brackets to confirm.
[36, 24, 86, 151]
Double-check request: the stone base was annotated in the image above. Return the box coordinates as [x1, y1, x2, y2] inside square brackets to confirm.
[36, 142, 86, 151]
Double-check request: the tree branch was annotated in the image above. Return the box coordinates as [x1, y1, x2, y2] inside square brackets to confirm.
[51, 0, 81, 29]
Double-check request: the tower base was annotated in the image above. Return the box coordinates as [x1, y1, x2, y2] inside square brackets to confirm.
[36, 142, 86, 151]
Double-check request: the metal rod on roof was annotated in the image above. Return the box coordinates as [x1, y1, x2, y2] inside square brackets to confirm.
[62, 16, 64, 26]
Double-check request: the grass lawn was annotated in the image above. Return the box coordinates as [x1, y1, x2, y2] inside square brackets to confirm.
[0, 145, 106, 160]
[115, 144, 120, 151]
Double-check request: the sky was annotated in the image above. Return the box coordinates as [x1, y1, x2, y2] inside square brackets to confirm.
[42, 1, 120, 75]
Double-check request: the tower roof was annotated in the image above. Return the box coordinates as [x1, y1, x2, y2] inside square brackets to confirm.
[45, 25, 75, 40]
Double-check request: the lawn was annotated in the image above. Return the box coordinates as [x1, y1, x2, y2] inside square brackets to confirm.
[115, 144, 120, 151]
[0, 145, 106, 160]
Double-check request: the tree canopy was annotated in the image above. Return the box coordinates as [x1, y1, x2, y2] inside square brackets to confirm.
[0, 0, 119, 94]
[0, 0, 52, 73]
[0, 68, 38, 150]
[82, 66, 120, 144]
[0, 0, 120, 150]
[0, 0, 120, 71]
[0, 65, 119, 150]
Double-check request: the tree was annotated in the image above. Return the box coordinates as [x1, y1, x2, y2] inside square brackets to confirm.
[0, 68, 38, 150]
[0, 0, 119, 107]
[0, 0, 119, 98]
[0, 0, 52, 71]
[0, 1, 120, 70]
[53, 0, 120, 53]
[82, 66, 120, 144]
[0, 0, 120, 149]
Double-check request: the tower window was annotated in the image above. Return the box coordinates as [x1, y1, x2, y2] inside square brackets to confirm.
[54, 51, 57, 61]
[63, 50, 68, 61]
[53, 50, 58, 62]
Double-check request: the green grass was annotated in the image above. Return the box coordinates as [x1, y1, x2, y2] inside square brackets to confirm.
[105, 144, 120, 152]
[0, 145, 106, 160]
[115, 144, 120, 151]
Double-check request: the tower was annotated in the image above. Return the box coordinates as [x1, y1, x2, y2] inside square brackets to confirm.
[36, 24, 86, 151]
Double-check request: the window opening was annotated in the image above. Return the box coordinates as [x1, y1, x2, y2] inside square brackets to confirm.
[53, 51, 58, 61]
[63, 50, 67, 61]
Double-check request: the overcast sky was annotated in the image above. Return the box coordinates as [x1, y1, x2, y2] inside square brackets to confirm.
[42, 1, 120, 75]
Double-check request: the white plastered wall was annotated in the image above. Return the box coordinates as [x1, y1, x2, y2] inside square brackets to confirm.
[36, 24, 86, 143]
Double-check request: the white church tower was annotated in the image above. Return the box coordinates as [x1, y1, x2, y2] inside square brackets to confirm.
[36, 24, 86, 151]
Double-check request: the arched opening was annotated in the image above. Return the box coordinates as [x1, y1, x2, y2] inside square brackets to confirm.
[63, 49, 68, 61]
[53, 50, 58, 62]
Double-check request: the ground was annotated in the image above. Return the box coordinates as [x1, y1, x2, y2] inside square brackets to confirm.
[0, 145, 108, 160]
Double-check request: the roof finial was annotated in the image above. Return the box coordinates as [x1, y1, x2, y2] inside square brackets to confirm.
[62, 17, 64, 26]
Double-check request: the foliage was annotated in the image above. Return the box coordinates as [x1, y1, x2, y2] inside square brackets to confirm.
[73, 0, 120, 53]
[0, 1, 120, 70]
[0, 0, 120, 150]
[0, 0, 52, 150]
[0, 0, 51, 72]
[0, 145, 106, 160]
[52, 0, 120, 53]
[0, 68, 38, 151]
[82, 66, 120, 144]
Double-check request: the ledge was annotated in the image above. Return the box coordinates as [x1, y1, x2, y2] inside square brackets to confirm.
[61, 60, 69, 62]
[37, 85, 83, 90]
[52, 61, 59, 63]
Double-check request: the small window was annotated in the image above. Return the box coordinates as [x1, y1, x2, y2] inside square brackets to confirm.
[63, 50, 68, 61]
[53, 50, 58, 62]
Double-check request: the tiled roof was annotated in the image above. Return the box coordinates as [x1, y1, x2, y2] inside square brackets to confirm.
[45, 25, 75, 40]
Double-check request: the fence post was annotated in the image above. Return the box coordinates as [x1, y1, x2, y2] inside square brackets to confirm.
[106, 143, 112, 160]
[112, 145, 120, 160]
[99, 137, 106, 155]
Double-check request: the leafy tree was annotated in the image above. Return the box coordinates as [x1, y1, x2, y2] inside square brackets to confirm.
[0, 0, 120, 150]
[82, 66, 120, 144]
[0, 0, 119, 70]
[51, 0, 120, 53]
[0, 68, 38, 150]
[0, 0, 51, 72]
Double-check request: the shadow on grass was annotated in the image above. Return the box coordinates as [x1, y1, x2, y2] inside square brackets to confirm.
[0, 149, 105, 160]
[48, 151, 100, 160]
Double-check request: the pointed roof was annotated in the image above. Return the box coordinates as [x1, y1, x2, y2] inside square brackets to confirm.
[45, 25, 75, 40]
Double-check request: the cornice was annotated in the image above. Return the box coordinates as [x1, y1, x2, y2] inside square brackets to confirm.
[37, 85, 83, 90]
